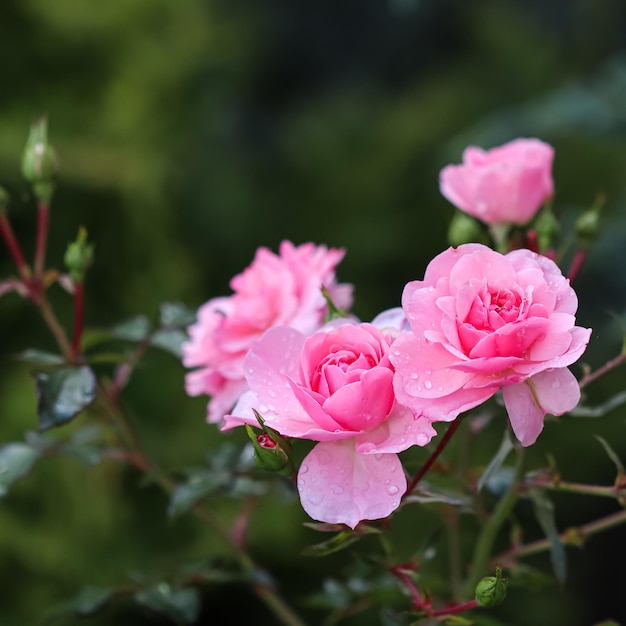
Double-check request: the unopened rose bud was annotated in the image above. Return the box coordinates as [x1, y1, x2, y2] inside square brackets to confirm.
[447, 211, 485, 246]
[245, 424, 292, 473]
[64, 227, 94, 282]
[576, 204, 601, 248]
[534, 205, 559, 251]
[21, 117, 57, 203]
[475, 566, 507, 608]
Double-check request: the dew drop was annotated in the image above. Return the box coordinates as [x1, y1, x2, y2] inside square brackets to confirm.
[437, 386, 444, 392]
[416, 433, 429, 446]
[267, 389, 277, 398]
[330, 483, 344, 495]
[387, 485, 400, 496]
[409, 372, 419, 380]
[551, 378, 561, 389]
[299, 464, 309, 474]
[424, 380, 433, 390]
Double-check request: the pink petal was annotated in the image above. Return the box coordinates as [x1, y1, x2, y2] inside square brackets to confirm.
[502, 368, 580, 447]
[297, 440, 406, 529]
[355, 403, 437, 454]
[502, 382, 545, 446]
[527, 367, 581, 416]
[394, 381, 496, 422]
[322, 368, 395, 431]
[390, 333, 472, 399]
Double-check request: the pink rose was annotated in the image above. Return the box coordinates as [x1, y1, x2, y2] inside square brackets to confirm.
[390, 244, 591, 446]
[182, 241, 353, 422]
[225, 320, 436, 528]
[440, 138, 554, 225]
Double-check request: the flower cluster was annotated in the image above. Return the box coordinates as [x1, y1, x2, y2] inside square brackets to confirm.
[184, 138, 591, 529]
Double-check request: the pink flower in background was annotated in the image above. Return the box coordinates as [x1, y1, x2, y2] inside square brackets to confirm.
[390, 244, 591, 446]
[225, 319, 436, 528]
[440, 138, 554, 225]
[182, 241, 353, 423]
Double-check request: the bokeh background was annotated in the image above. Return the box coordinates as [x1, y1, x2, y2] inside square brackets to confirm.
[2, 1, 626, 624]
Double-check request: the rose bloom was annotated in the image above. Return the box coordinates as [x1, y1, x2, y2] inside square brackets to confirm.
[439, 138, 554, 225]
[182, 241, 353, 422]
[390, 244, 591, 446]
[225, 318, 436, 528]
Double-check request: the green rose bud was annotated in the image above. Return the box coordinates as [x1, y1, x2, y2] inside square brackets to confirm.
[447, 211, 485, 247]
[245, 410, 294, 475]
[21, 117, 57, 203]
[534, 205, 559, 252]
[475, 566, 508, 608]
[575, 204, 601, 249]
[64, 227, 94, 282]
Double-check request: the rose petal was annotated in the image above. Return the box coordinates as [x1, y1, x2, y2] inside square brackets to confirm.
[355, 403, 437, 453]
[297, 440, 406, 529]
[502, 368, 580, 447]
[502, 382, 545, 446]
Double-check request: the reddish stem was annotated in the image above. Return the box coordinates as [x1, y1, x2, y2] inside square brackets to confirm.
[525, 229, 539, 253]
[0, 214, 30, 279]
[430, 600, 478, 617]
[578, 351, 626, 389]
[404, 418, 463, 497]
[34, 201, 49, 279]
[567, 249, 586, 283]
[72, 280, 85, 357]
[391, 565, 426, 611]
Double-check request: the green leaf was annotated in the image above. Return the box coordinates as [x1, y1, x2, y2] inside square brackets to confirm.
[0, 443, 40, 497]
[150, 328, 188, 357]
[168, 471, 225, 517]
[444, 616, 474, 626]
[159, 301, 196, 328]
[14, 349, 64, 365]
[110, 315, 151, 341]
[302, 527, 379, 557]
[528, 488, 567, 585]
[134, 583, 200, 625]
[35, 366, 96, 431]
[57, 586, 113, 616]
[595, 435, 625, 483]
[478, 432, 514, 493]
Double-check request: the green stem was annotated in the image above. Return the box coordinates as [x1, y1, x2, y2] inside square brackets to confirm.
[464, 445, 525, 598]
[489, 223, 511, 254]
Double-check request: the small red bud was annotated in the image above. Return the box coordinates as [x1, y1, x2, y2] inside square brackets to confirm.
[257, 433, 277, 449]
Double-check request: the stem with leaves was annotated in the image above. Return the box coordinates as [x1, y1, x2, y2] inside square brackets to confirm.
[464, 445, 525, 598]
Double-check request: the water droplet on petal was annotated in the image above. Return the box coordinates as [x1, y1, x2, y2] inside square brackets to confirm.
[330, 483, 344, 495]
[299, 464, 309, 474]
[387, 485, 400, 495]
[424, 380, 433, 390]
[551, 378, 561, 389]
[416, 433, 429, 446]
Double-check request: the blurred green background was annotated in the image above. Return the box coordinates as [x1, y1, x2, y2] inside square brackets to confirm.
[2, 0, 626, 624]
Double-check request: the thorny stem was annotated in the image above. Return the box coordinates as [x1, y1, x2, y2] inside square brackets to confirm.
[464, 445, 525, 598]
[0, 213, 30, 280]
[579, 351, 626, 389]
[430, 600, 478, 617]
[34, 201, 49, 279]
[391, 565, 426, 610]
[404, 418, 463, 497]
[567, 249, 586, 284]
[523, 475, 626, 500]
[496, 508, 626, 563]
[72, 281, 85, 358]
[95, 382, 306, 626]
[38, 295, 74, 362]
